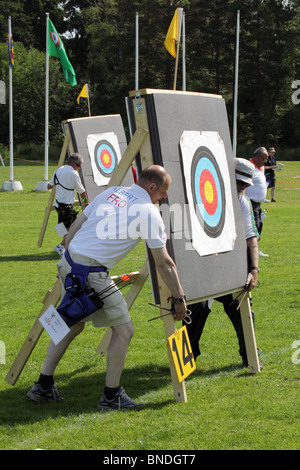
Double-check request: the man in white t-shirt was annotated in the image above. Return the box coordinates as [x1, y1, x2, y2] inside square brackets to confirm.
[27, 165, 187, 409]
[245, 148, 268, 258]
[48, 153, 89, 258]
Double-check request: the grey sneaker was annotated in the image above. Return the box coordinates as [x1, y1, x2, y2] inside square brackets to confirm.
[26, 382, 64, 402]
[98, 386, 143, 411]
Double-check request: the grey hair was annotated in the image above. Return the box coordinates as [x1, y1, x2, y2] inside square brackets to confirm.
[253, 147, 267, 158]
[68, 153, 83, 165]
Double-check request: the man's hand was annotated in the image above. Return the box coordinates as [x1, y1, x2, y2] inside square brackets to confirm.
[245, 270, 258, 291]
[173, 301, 188, 321]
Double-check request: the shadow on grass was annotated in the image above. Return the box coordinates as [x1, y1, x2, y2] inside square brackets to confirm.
[191, 362, 257, 378]
[1, 360, 258, 427]
[0, 364, 175, 425]
[0, 252, 59, 262]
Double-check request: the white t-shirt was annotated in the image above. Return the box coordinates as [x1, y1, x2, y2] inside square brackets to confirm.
[49, 165, 85, 207]
[239, 192, 259, 240]
[245, 167, 267, 203]
[69, 184, 167, 268]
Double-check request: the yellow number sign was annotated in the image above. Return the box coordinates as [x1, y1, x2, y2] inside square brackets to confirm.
[168, 326, 196, 382]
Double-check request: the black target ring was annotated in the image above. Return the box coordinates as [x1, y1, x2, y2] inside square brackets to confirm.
[94, 140, 118, 178]
[191, 146, 226, 238]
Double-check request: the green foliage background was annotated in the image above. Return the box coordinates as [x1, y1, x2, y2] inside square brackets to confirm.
[0, 1, 300, 158]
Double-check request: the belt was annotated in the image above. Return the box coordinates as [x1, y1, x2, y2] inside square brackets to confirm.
[65, 249, 108, 273]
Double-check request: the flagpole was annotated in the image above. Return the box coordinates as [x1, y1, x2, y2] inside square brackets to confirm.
[233, 10, 240, 159]
[1, 17, 23, 191]
[173, 9, 183, 91]
[135, 11, 139, 90]
[182, 10, 186, 91]
[86, 83, 91, 116]
[8, 17, 13, 182]
[45, 12, 49, 181]
[35, 12, 49, 191]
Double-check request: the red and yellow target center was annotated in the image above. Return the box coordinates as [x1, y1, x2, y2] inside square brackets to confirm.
[200, 169, 218, 215]
[100, 150, 112, 168]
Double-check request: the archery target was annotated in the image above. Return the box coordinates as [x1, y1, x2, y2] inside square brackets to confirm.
[94, 140, 117, 177]
[87, 132, 121, 186]
[191, 146, 225, 238]
[180, 131, 236, 256]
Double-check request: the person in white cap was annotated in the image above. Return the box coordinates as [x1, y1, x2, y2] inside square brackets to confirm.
[185, 158, 262, 369]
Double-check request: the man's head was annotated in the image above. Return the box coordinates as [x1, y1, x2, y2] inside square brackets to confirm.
[252, 147, 268, 167]
[235, 158, 255, 193]
[137, 165, 171, 203]
[68, 153, 83, 170]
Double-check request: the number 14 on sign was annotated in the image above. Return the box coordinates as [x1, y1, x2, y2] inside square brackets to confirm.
[168, 326, 196, 383]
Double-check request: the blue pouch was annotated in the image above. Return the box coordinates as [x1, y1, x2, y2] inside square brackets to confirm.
[57, 260, 105, 327]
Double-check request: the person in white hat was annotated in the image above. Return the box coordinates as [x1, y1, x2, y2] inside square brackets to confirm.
[185, 158, 262, 369]
[235, 158, 260, 289]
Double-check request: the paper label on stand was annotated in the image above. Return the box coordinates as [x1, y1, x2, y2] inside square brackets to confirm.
[39, 305, 70, 345]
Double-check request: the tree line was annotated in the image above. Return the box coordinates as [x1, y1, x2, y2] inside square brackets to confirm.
[0, 0, 299, 158]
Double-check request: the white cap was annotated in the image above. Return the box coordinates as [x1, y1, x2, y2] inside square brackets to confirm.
[235, 158, 255, 186]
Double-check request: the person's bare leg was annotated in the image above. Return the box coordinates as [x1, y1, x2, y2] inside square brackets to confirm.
[105, 321, 134, 388]
[41, 322, 85, 376]
[271, 187, 275, 200]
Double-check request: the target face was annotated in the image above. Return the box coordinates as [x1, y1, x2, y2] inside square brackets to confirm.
[191, 146, 225, 238]
[87, 132, 122, 187]
[180, 131, 236, 257]
[94, 140, 117, 178]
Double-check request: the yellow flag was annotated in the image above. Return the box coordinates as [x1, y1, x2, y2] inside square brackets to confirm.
[77, 83, 88, 104]
[164, 8, 182, 57]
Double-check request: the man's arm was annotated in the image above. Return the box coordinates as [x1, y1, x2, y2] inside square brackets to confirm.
[65, 212, 87, 249]
[150, 246, 187, 321]
[246, 236, 259, 291]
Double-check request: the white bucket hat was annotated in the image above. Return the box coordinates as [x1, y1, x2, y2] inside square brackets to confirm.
[235, 158, 255, 186]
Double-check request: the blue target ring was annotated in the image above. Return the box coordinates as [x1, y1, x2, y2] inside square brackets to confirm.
[94, 140, 117, 177]
[191, 146, 225, 238]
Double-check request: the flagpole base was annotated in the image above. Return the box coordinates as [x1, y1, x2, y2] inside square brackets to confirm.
[35, 181, 49, 191]
[0, 180, 23, 192]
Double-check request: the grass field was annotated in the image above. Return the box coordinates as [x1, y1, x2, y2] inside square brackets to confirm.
[0, 160, 299, 451]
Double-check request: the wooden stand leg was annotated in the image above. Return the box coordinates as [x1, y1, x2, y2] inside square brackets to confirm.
[159, 280, 187, 403]
[107, 128, 148, 188]
[239, 293, 260, 373]
[5, 279, 61, 385]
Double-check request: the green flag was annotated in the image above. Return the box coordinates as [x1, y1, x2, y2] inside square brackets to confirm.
[48, 18, 77, 86]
